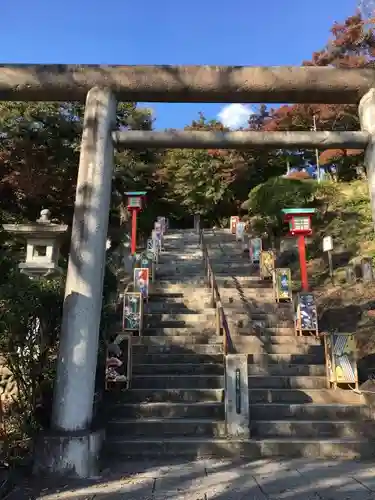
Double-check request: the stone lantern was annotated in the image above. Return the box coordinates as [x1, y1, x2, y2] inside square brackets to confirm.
[2, 209, 68, 278]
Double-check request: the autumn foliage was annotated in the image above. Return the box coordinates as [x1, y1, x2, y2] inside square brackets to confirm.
[263, 13, 374, 178]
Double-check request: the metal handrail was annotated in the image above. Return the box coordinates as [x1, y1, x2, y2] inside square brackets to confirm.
[200, 230, 232, 355]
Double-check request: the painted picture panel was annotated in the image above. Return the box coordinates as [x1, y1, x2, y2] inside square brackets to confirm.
[157, 216, 166, 233]
[141, 254, 153, 280]
[134, 267, 149, 299]
[230, 216, 239, 234]
[152, 229, 162, 253]
[274, 267, 292, 302]
[260, 250, 275, 279]
[236, 221, 245, 242]
[295, 292, 318, 334]
[147, 238, 154, 252]
[122, 292, 143, 332]
[106, 333, 132, 389]
[325, 333, 358, 387]
[249, 238, 262, 264]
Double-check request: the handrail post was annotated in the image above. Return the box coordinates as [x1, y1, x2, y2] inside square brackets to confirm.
[210, 273, 215, 308]
[216, 303, 221, 336]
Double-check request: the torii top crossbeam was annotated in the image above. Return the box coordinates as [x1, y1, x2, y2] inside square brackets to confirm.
[0, 64, 375, 103]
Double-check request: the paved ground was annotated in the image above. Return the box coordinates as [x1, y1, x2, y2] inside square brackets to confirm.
[16, 458, 375, 499]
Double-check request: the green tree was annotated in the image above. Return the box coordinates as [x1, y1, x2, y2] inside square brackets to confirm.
[0, 101, 155, 230]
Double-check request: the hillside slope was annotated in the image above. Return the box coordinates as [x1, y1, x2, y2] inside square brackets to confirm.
[306, 180, 375, 380]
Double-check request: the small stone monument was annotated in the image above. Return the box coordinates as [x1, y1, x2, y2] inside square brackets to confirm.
[2, 209, 68, 278]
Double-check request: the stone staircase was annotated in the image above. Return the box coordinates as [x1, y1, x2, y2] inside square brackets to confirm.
[102, 228, 375, 461]
[209, 229, 374, 458]
[103, 230, 227, 459]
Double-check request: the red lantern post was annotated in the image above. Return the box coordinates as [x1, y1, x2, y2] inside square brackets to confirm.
[281, 208, 316, 291]
[125, 191, 147, 255]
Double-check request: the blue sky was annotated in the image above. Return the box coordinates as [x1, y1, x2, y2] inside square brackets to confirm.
[1, 0, 358, 129]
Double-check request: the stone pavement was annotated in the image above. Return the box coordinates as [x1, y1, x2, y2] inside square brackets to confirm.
[24, 458, 375, 499]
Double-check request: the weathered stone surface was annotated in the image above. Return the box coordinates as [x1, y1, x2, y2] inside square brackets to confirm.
[1, 64, 375, 103]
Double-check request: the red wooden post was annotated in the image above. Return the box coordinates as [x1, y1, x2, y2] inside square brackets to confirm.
[125, 191, 147, 255]
[131, 208, 138, 255]
[281, 208, 315, 292]
[298, 234, 309, 291]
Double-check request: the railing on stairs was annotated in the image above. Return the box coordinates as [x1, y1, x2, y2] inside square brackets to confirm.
[200, 230, 233, 355]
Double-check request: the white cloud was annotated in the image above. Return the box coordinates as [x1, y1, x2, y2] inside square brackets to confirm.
[218, 103, 255, 129]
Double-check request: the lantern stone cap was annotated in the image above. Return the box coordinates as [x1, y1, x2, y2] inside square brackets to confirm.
[2, 209, 68, 237]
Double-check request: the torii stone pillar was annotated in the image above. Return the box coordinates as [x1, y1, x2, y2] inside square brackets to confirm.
[34, 87, 116, 478]
[359, 89, 375, 232]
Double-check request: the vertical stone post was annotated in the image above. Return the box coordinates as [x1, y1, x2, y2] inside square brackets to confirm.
[225, 354, 250, 438]
[35, 87, 116, 478]
[359, 89, 375, 231]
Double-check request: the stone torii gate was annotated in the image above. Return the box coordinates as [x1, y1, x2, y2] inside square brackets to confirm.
[2, 64, 375, 477]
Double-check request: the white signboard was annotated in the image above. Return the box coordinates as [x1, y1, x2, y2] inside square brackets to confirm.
[323, 236, 333, 252]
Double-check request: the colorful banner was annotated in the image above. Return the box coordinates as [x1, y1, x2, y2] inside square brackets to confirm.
[260, 250, 275, 279]
[249, 238, 262, 264]
[122, 292, 143, 332]
[157, 216, 166, 233]
[230, 216, 239, 234]
[106, 333, 131, 387]
[326, 333, 358, 385]
[134, 267, 149, 299]
[236, 221, 245, 241]
[295, 292, 318, 334]
[274, 267, 292, 302]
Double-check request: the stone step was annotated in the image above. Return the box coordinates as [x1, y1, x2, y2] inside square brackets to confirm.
[145, 302, 211, 313]
[248, 376, 326, 390]
[248, 352, 325, 364]
[223, 304, 293, 316]
[132, 353, 224, 364]
[229, 317, 294, 328]
[103, 437, 375, 459]
[132, 344, 223, 355]
[247, 364, 325, 376]
[147, 292, 185, 300]
[251, 403, 369, 420]
[235, 335, 320, 345]
[144, 312, 216, 321]
[249, 389, 362, 404]
[107, 402, 224, 419]
[142, 327, 216, 336]
[212, 265, 253, 273]
[236, 343, 323, 355]
[156, 271, 206, 279]
[250, 311, 294, 321]
[110, 389, 224, 404]
[157, 263, 204, 270]
[132, 335, 223, 346]
[237, 326, 296, 336]
[219, 289, 274, 298]
[132, 363, 224, 375]
[156, 279, 207, 286]
[107, 418, 227, 438]
[144, 313, 216, 327]
[131, 375, 224, 390]
[216, 278, 273, 289]
[252, 420, 375, 439]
